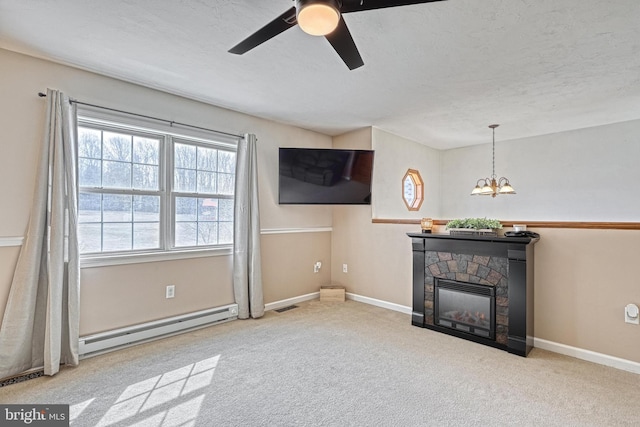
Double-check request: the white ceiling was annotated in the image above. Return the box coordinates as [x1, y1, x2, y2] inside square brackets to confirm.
[1, 0, 639, 149]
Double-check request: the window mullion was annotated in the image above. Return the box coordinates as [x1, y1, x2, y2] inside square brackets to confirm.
[79, 188, 160, 196]
[162, 136, 172, 251]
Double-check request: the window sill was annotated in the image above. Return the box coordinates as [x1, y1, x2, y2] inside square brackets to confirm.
[80, 246, 233, 268]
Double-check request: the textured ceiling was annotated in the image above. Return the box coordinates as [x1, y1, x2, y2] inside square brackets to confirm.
[1, 0, 639, 149]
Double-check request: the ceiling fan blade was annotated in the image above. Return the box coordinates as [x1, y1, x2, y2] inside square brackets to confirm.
[325, 17, 364, 70]
[229, 6, 297, 54]
[340, 0, 446, 14]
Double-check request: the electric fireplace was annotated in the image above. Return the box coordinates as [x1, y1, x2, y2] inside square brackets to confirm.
[408, 232, 538, 356]
[434, 279, 495, 340]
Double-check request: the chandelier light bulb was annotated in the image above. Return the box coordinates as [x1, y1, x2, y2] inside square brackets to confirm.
[498, 179, 516, 194]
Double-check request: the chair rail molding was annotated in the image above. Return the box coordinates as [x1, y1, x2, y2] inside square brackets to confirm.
[0, 237, 24, 247]
[371, 219, 640, 230]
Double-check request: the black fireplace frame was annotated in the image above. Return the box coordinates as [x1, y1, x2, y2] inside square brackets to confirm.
[408, 233, 537, 357]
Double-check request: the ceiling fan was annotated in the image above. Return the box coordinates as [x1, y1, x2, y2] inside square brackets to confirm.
[228, 0, 446, 70]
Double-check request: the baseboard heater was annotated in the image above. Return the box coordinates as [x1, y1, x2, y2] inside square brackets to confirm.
[78, 303, 238, 358]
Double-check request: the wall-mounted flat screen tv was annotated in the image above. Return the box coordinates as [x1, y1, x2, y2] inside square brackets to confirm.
[279, 148, 374, 205]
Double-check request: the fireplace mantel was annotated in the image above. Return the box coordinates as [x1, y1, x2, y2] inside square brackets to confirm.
[407, 232, 538, 356]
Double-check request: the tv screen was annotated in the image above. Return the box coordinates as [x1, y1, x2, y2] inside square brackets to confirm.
[279, 148, 374, 205]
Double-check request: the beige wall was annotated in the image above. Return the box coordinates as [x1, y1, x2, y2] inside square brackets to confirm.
[441, 119, 640, 221]
[435, 119, 640, 363]
[0, 48, 334, 335]
[331, 205, 416, 306]
[532, 227, 640, 362]
[331, 218, 640, 363]
[2, 48, 640, 366]
[330, 128, 433, 306]
[331, 125, 640, 365]
[80, 257, 234, 336]
[370, 128, 441, 220]
[261, 231, 332, 304]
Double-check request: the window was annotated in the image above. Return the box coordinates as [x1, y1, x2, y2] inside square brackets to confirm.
[77, 119, 236, 256]
[402, 168, 424, 211]
[172, 140, 235, 248]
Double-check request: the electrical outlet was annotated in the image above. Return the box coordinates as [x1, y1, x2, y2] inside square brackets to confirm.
[625, 303, 639, 324]
[343, 264, 348, 273]
[314, 261, 322, 273]
[166, 285, 175, 299]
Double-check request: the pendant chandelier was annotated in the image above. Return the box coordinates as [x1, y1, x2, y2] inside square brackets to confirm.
[471, 124, 516, 198]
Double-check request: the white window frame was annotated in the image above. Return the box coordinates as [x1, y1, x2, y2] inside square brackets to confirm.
[77, 109, 238, 268]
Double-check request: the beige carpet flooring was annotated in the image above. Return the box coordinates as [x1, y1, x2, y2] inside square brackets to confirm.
[1, 300, 639, 426]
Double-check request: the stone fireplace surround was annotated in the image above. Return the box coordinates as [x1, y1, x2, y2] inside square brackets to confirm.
[428, 252, 509, 344]
[408, 233, 537, 356]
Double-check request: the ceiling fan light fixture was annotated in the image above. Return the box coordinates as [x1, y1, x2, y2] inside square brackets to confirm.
[296, 0, 341, 36]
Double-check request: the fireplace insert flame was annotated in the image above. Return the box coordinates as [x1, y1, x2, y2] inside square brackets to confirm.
[434, 279, 496, 340]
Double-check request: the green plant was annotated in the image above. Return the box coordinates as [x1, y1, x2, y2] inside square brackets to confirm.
[445, 217, 502, 230]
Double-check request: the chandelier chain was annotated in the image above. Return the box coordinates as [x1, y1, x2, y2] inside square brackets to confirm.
[491, 126, 496, 179]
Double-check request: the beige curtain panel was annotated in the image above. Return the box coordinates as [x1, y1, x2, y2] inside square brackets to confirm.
[0, 88, 80, 378]
[233, 133, 264, 319]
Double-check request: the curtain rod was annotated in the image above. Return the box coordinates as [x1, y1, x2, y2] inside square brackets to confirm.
[37, 92, 242, 139]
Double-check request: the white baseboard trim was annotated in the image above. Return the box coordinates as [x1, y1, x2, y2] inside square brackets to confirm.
[345, 292, 412, 315]
[534, 338, 640, 375]
[265, 291, 411, 315]
[265, 292, 320, 312]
